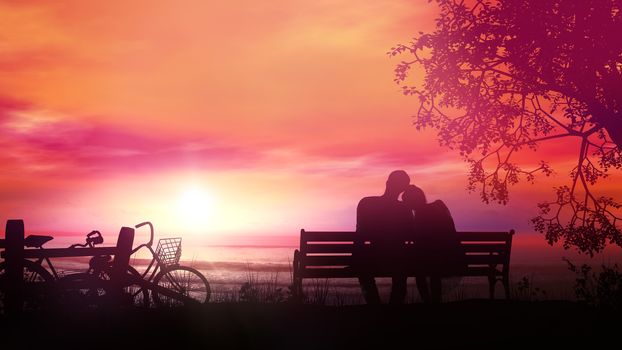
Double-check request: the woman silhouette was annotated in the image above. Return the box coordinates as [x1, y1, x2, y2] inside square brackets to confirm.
[402, 185, 463, 303]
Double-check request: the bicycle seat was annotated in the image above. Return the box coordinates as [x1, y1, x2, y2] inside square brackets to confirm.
[24, 235, 54, 248]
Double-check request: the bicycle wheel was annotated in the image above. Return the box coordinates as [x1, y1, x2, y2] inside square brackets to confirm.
[0, 260, 56, 312]
[122, 266, 150, 308]
[152, 265, 210, 307]
[59, 266, 149, 308]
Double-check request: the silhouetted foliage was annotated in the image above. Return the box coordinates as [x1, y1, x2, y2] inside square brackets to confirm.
[565, 258, 622, 308]
[390, 0, 622, 254]
[513, 275, 547, 301]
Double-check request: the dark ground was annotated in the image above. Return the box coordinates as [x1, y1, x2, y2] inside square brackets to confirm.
[0, 300, 618, 349]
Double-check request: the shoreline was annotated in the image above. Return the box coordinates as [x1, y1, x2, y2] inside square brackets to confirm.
[32, 256, 598, 304]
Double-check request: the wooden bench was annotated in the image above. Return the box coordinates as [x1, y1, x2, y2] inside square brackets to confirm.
[292, 229, 515, 302]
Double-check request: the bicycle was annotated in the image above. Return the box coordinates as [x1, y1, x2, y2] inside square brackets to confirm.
[62, 222, 211, 307]
[57, 231, 149, 308]
[0, 231, 111, 310]
[0, 222, 210, 310]
[124, 221, 211, 306]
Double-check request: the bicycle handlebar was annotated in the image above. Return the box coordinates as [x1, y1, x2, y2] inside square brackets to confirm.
[135, 222, 151, 229]
[86, 230, 103, 245]
[134, 221, 154, 251]
[68, 230, 103, 249]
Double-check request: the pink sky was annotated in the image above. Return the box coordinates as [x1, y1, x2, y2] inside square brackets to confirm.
[1, 0, 619, 249]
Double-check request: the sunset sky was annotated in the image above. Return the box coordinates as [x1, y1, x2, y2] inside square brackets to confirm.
[1, 0, 619, 246]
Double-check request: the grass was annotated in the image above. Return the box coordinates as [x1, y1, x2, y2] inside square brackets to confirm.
[305, 278, 330, 305]
[448, 281, 468, 302]
[220, 263, 291, 304]
[4, 261, 622, 348]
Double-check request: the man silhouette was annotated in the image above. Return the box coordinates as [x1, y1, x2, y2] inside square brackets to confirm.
[356, 170, 413, 304]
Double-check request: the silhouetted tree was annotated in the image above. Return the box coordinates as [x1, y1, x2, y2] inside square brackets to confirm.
[390, 0, 622, 255]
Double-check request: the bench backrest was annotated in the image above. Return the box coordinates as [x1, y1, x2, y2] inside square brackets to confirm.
[299, 230, 356, 268]
[298, 229, 514, 274]
[457, 231, 514, 275]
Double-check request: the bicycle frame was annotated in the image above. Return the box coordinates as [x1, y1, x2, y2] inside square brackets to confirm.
[132, 222, 172, 283]
[32, 254, 61, 280]
[17, 231, 108, 282]
[127, 222, 207, 305]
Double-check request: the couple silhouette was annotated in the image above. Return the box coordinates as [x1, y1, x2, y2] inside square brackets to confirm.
[356, 170, 461, 304]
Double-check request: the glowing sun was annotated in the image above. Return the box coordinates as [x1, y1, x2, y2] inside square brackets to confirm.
[176, 186, 214, 232]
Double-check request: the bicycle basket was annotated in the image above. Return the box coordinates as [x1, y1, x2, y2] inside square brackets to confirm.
[156, 237, 182, 266]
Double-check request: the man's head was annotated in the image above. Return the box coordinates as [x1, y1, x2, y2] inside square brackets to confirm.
[402, 185, 426, 210]
[384, 170, 410, 198]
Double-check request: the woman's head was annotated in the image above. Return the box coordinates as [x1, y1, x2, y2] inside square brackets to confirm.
[402, 185, 426, 210]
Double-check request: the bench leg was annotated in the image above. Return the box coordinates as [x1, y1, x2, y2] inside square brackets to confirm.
[292, 250, 303, 303]
[503, 276, 510, 299]
[488, 275, 496, 300]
